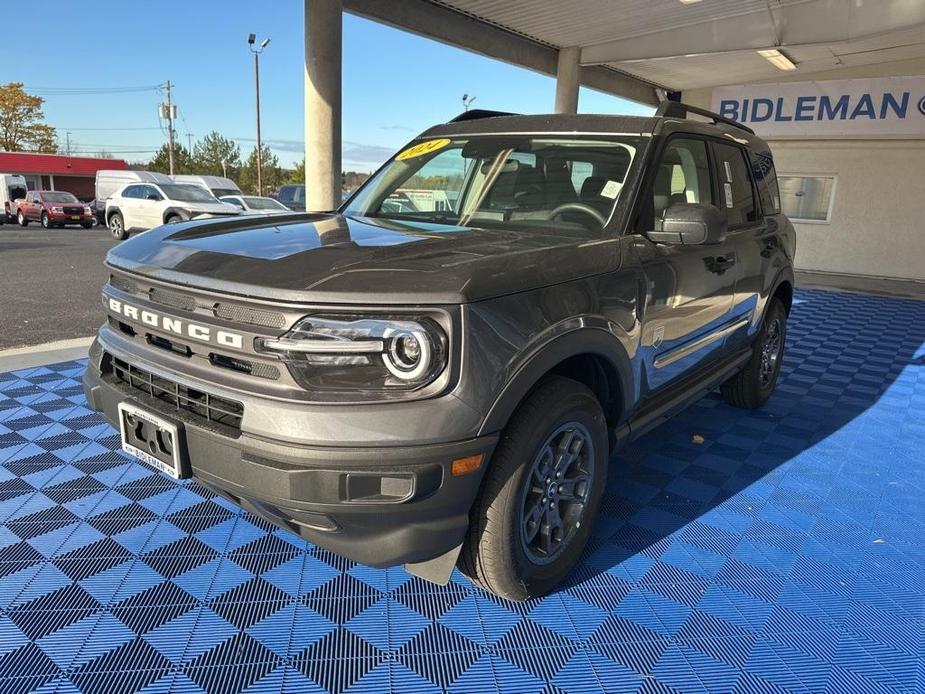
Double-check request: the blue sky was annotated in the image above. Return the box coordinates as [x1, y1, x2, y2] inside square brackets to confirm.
[8, 0, 652, 170]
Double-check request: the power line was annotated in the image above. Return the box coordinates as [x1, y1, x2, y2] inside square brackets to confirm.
[24, 84, 163, 95]
[54, 126, 163, 131]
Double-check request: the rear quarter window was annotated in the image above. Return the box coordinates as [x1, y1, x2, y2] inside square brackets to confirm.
[749, 149, 781, 215]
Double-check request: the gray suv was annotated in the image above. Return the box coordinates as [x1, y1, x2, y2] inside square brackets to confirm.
[83, 102, 795, 600]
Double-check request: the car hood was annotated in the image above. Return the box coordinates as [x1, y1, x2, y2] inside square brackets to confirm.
[105, 213, 624, 304]
[184, 201, 240, 215]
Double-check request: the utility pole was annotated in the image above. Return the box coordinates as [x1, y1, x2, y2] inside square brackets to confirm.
[65, 132, 71, 156]
[248, 34, 270, 196]
[186, 133, 194, 153]
[161, 81, 177, 175]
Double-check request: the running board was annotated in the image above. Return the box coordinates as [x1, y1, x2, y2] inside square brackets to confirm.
[613, 348, 752, 448]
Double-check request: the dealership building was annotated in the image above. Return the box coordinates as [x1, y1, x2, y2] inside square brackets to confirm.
[0, 151, 128, 201]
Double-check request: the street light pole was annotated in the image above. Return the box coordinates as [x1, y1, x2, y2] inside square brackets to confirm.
[248, 34, 271, 196]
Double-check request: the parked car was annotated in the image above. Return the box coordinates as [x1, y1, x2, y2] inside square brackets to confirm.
[84, 103, 795, 600]
[105, 182, 240, 240]
[274, 184, 306, 211]
[172, 174, 241, 198]
[219, 195, 292, 215]
[1, 173, 28, 222]
[15, 190, 94, 229]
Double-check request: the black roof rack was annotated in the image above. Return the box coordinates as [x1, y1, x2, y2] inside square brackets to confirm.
[448, 109, 519, 123]
[655, 101, 755, 135]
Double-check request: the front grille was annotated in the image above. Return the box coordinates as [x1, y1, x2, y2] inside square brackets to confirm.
[107, 355, 243, 436]
[63, 206, 84, 215]
[149, 287, 197, 313]
[214, 303, 286, 329]
[110, 274, 141, 295]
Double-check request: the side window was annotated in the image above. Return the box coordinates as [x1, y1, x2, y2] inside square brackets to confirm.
[651, 138, 712, 230]
[748, 150, 781, 215]
[713, 143, 758, 227]
[144, 186, 161, 200]
[122, 186, 139, 199]
[569, 161, 594, 195]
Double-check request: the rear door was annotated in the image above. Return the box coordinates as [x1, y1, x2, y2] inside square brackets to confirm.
[709, 140, 769, 350]
[632, 135, 742, 393]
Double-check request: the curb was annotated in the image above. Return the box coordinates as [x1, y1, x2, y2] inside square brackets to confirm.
[0, 337, 93, 373]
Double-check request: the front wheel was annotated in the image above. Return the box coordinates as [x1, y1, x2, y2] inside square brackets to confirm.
[721, 297, 787, 409]
[108, 212, 128, 240]
[41, 212, 51, 229]
[459, 376, 608, 601]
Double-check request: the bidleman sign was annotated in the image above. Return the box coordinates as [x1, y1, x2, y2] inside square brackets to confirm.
[712, 76, 925, 137]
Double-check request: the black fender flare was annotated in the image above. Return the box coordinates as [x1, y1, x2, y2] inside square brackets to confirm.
[162, 207, 190, 223]
[105, 206, 121, 223]
[478, 326, 635, 437]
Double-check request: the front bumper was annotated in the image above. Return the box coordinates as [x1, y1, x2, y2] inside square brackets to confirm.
[49, 211, 93, 223]
[82, 353, 497, 568]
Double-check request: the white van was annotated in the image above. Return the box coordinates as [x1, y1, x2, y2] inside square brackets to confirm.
[95, 170, 172, 203]
[171, 174, 241, 198]
[1, 174, 28, 222]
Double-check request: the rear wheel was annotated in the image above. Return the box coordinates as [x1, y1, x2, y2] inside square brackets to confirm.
[460, 376, 608, 601]
[721, 297, 787, 409]
[17, 211, 28, 227]
[165, 214, 182, 224]
[108, 212, 128, 240]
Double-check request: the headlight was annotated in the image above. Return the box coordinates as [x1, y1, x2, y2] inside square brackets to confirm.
[84, 206, 92, 215]
[256, 315, 448, 401]
[51, 206, 63, 213]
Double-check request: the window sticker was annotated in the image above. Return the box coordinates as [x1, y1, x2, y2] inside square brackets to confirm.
[395, 138, 451, 161]
[724, 161, 733, 183]
[600, 180, 622, 199]
[724, 182, 734, 208]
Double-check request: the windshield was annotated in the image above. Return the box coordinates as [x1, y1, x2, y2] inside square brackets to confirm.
[277, 185, 304, 203]
[243, 196, 288, 210]
[42, 192, 79, 203]
[344, 135, 640, 232]
[159, 184, 219, 203]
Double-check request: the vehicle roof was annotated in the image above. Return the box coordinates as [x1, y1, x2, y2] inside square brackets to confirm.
[419, 112, 771, 151]
[422, 114, 658, 138]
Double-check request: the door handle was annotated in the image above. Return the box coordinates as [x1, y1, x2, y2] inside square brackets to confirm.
[704, 254, 736, 274]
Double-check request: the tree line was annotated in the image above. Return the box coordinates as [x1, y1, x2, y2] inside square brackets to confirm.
[1, 82, 370, 196]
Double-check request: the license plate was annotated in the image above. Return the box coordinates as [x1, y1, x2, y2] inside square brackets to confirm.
[118, 402, 187, 479]
[71, 215, 80, 220]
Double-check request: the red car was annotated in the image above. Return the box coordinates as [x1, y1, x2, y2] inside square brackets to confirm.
[15, 190, 94, 229]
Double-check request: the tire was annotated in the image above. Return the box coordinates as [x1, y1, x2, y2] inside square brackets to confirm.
[460, 375, 608, 601]
[17, 211, 28, 227]
[81, 223, 92, 229]
[41, 212, 51, 229]
[165, 214, 182, 224]
[108, 212, 128, 240]
[721, 297, 787, 409]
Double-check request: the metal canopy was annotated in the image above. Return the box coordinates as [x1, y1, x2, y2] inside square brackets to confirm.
[347, 0, 925, 92]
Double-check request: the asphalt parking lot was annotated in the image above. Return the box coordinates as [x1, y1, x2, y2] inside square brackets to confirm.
[0, 223, 116, 350]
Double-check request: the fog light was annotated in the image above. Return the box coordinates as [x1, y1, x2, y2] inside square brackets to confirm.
[452, 454, 484, 476]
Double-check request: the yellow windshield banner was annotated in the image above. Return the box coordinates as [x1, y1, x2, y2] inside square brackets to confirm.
[395, 138, 451, 161]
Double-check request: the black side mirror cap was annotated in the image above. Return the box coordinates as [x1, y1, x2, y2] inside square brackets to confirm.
[646, 203, 727, 245]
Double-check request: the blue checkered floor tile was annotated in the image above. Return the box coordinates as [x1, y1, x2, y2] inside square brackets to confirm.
[0, 288, 923, 693]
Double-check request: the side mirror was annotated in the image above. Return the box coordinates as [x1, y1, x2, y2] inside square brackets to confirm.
[146, 193, 161, 201]
[646, 203, 727, 245]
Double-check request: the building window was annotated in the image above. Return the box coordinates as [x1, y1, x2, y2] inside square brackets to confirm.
[779, 174, 836, 224]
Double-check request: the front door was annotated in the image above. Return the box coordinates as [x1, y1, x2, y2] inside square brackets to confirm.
[633, 135, 741, 394]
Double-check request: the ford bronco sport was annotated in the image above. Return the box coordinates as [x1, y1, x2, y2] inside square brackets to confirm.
[83, 102, 795, 601]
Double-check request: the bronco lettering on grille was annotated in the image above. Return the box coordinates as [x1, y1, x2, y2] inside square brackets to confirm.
[106, 297, 245, 350]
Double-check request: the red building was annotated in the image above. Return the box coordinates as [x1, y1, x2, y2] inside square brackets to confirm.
[0, 152, 129, 201]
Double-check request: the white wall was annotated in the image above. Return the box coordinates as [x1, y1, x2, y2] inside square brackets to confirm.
[684, 58, 925, 282]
